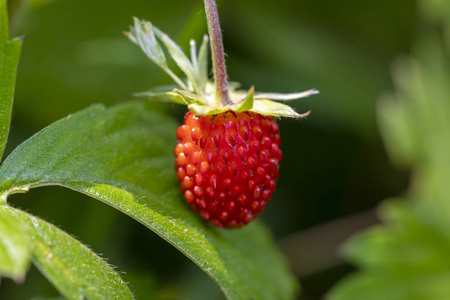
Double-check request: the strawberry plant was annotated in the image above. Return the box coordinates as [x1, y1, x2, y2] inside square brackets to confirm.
[125, 0, 316, 228]
[0, 0, 314, 298]
[3, 0, 449, 299]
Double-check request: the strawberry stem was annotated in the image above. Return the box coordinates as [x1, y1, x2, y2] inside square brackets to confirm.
[203, 0, 232, 106]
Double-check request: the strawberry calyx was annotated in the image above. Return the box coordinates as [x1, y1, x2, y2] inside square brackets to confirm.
[126, 18, 318, 118]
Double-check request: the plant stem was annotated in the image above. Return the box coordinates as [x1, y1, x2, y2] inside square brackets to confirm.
[203, 0, 231, 106]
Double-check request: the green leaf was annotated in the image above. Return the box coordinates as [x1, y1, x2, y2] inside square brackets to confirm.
[378, 37, 450, 209]
[377, 92, 417, 168]
[2, 205, 133, 300]
[0, 101, 297, 299]
[0, 205, 31, 280]
[329, 16, 450, 300]
[0, 0, 8, 43]
[0, 1, 22, 160]
[328, 200, 450, 300]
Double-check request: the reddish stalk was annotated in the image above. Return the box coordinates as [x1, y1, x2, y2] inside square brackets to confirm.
[203, 0, 232, 106]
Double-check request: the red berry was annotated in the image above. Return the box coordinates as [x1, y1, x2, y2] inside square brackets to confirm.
[174, 111, 282, 228]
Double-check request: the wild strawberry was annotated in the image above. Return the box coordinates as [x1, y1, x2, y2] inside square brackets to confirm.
[175, 111, 282, 228]
[127, 0, 317, 228]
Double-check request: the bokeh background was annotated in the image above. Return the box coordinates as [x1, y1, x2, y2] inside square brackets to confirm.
[2, 0, 418, 299]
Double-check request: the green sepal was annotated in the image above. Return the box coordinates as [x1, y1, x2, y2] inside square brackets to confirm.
[234, 86, 254, 112]
[152, 26, 200, 94]
[251, 99, 311, 118]
[127, 18, 315, 118]
[135, 91, 186, 105]
[254, 89, 319, 101]
[188, 87, 254, 115]
[174, 89, 207, 105]
[197, 34, 209, 87]
[187, 103, 226, 115]
[127, 18, 167, 70]
[126, 18, 189, 90]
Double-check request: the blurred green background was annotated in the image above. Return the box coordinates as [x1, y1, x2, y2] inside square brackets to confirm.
[2, 0, 418, 299]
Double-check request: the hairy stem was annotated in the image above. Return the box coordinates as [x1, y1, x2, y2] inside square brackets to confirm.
[203, 0, 231, 106]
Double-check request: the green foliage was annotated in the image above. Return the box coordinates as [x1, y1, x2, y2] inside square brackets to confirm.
[328, 1, 450, 299]
[0, 0, 27, 280]
[378, 40, 450, 210]
[0, 206, 31, 280]
[329, 201, 450, 300]
[1, 2, 132, 298]
[2, 206, 133, 299]
[0, 102, 297, 299]
[0, 2, 297, 299]
[0, 0, 21, 159]
[6, 1, 413, 267]
[1, 0, 430, 298]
